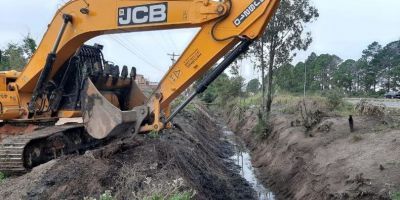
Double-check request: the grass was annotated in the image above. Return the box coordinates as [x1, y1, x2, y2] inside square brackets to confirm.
[351, 135, 363, 143]
[252, 112, 270, 140]
[172, 96, 196, 112]
[391, 192, 400, 200]
[145, 191, 193, 200]
[0, 172, 5, 183]
[148, 130, 161, 139]
[84, 190, 114, 200]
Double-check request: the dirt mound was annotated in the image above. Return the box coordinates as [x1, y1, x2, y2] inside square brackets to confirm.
[226, 107, 400, 200]
[0, 110, 256, 200]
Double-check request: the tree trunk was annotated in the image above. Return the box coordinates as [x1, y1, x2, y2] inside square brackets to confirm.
[260, 40, 266, 112]
[266, 47, 276, 113]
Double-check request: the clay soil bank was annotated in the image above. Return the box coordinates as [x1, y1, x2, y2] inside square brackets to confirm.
[224, 103, 400, 200]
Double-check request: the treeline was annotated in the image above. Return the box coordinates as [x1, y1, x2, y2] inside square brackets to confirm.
[275, 40, 400, 96]
[0, 35, 37, 71]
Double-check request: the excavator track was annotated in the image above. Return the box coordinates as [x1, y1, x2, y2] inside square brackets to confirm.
[0, 124, 104, 174]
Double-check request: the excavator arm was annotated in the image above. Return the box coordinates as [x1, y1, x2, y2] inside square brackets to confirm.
[5, 0, 280, 138]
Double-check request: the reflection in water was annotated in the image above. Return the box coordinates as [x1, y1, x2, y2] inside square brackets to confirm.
[222, 127, 275, 200]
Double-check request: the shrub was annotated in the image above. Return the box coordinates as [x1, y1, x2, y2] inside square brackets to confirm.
[252, 111, 270, 140]
[356, 100, 385, 117]
[325, 89, 344, 110]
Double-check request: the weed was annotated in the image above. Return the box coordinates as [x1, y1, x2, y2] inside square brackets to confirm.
[391, 192, 400, 200]
[84, 190, 114, 200]
[145, 191, 194, 200]
[0, 172, 5, 182]
[99, 190, 114, 200]
[351, 135, 363, 143]
[148, 131, 160, 139]
[169, 192, 192, 200]
[252, 112, 270, 140]
[325, 89, 344, 110]
[172, 96, 196, 112]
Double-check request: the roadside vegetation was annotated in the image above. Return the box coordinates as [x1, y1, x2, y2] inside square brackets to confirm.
[392, 192, 400, 200]
[0, 172, 5, 183]
[145, 191, 194, 200]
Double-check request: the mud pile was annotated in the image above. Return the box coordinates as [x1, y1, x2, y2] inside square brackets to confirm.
[225, 106, 400, 200]
[0, 110, 255, 200]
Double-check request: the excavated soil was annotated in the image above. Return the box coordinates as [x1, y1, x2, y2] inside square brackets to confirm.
[225, 106, 400, 200]
[0, 110, 256, 200]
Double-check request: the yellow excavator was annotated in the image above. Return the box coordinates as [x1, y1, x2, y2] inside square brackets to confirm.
[0, 0, 279, 173]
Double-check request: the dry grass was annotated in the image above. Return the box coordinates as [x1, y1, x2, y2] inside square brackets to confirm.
[351, 135, 363, 143]
[356, 100, 386, 117]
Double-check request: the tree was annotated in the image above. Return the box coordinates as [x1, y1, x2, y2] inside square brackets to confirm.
[1, 43, 25, 71]
[310, 54, 342, 90]
[359, 42, 382, 92]
[200, 73, 245, 104]
[22, 34, 37, 58]
[246, 79, 260, 94]
[374, 40, 400, 92]
[333, 59, 356, 92]
[0, 34, 37, 71]
[251, 0, 319, 112]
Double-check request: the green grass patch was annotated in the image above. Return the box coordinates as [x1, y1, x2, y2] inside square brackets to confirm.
[0, 172, 6, 182]
[148, 130, 160, 139]
[84, 190, 114, 200]
[391, 192, 400, 200]
[351, 135, 363, 143]
[145, 191, 193, 200]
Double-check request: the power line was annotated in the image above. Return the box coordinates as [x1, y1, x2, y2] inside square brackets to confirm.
[166, 32, 178, 51]
[149, 31, 169, 54]
[117, 35, 163, 68]
[108, 35, 164, 73]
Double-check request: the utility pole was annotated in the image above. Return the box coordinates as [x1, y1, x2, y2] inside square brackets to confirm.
[167, 52, 180, 65]
[304, 63, 307, 98]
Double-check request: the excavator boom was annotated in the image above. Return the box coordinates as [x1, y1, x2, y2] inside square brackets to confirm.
[0, 0, 280, 173]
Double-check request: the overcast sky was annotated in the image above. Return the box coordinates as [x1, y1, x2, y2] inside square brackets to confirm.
[1, 0, 400, 82]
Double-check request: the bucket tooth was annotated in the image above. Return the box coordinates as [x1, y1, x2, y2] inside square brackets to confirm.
[130, 67, 137, 80]
[103, 62, 111, 77]
[121, 65, 128, 79]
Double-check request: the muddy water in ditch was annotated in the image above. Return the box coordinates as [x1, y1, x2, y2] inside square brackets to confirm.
[220, 124, 275, 200]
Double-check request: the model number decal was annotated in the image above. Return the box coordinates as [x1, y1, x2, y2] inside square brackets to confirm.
[233, 0, 265, 27]
[118, 3, 167, 26]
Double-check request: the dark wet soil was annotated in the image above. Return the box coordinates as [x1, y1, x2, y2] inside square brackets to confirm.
[0, 109, 256, 200]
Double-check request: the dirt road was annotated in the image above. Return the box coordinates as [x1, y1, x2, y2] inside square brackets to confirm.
[346, 98, 400, 108]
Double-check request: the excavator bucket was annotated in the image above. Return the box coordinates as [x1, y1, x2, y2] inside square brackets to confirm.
[80, 78, 148, 139]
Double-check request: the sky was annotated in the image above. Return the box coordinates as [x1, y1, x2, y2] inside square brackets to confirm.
[1, 0, 400, 82]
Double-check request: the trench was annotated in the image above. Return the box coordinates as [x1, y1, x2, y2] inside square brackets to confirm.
[219, 123, 276, 200]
